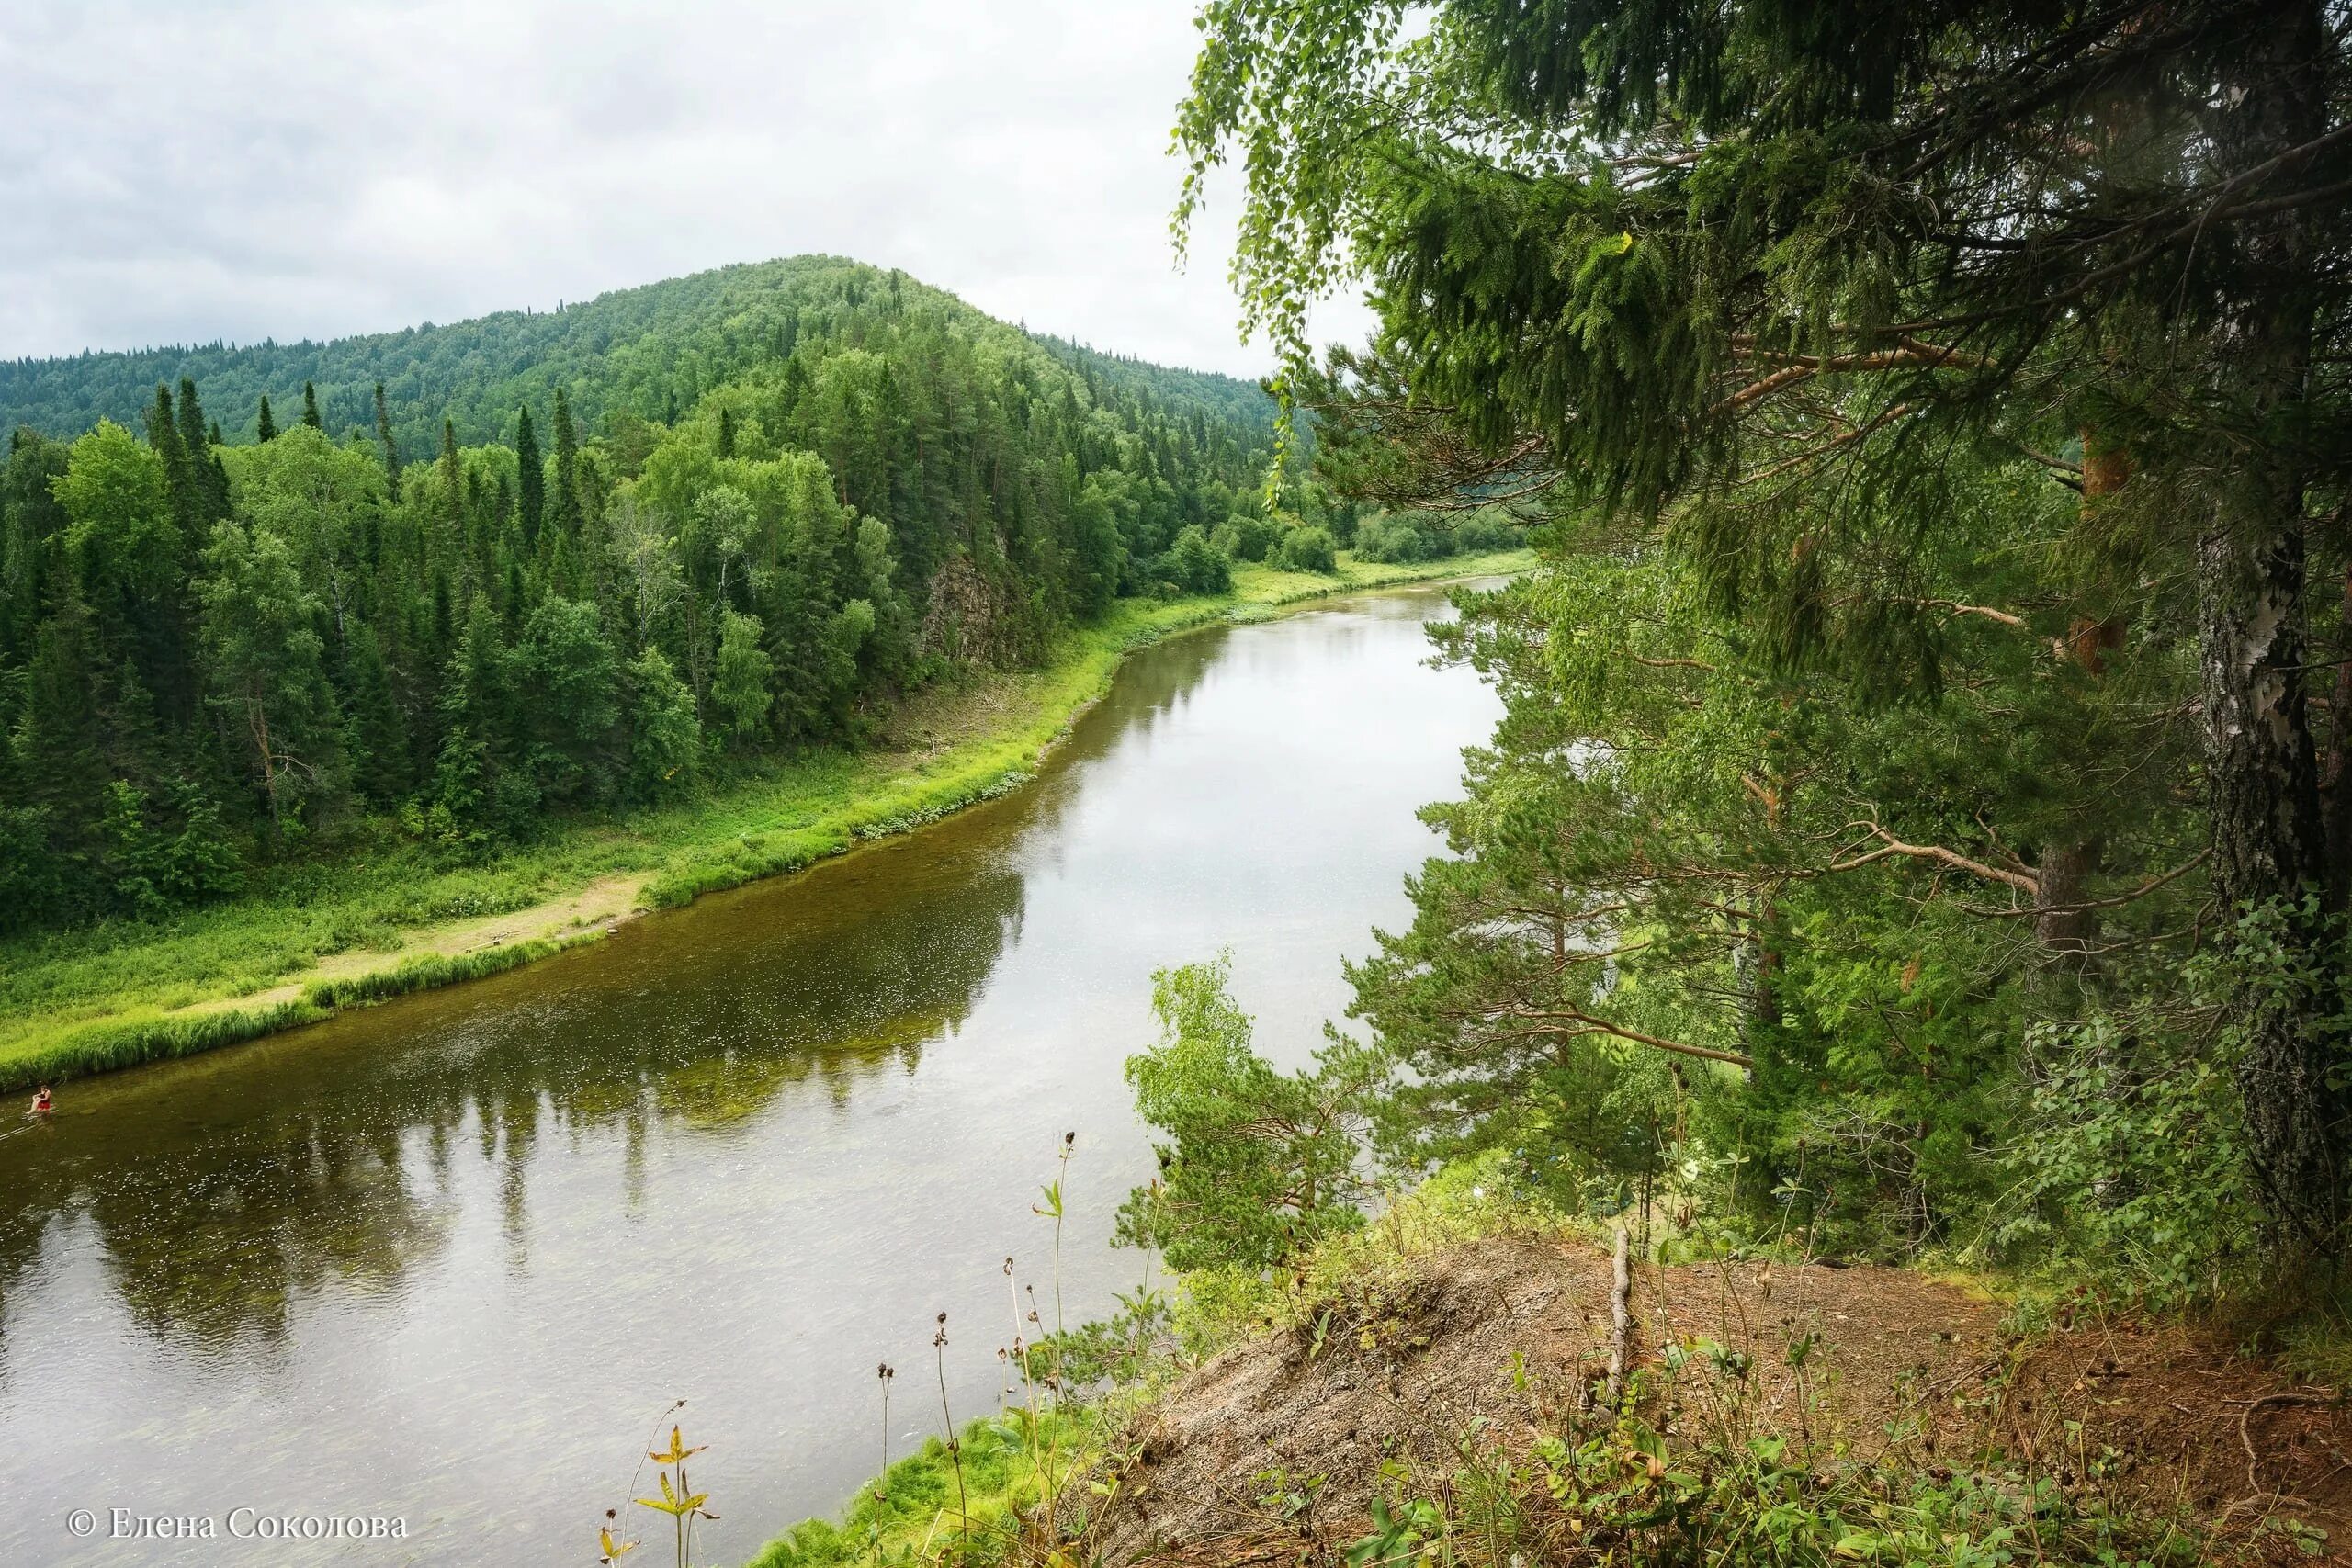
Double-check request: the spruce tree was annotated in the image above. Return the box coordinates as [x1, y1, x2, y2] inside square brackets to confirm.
[373, 381, 402, 498]
[300, 381, 322, 431]
[549, 387, 582, 540]
[175, 378, 229, 526]
[255, 393, 277, 443]
[514, 405, 544, 549]
[144, 384, 204, 549]
[438, 419, 465, 572]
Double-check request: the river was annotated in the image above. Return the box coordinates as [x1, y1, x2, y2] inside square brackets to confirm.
[0, 581, 1504, 1565]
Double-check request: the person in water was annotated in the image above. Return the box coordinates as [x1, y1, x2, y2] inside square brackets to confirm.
[28, 1085, 51, 1116]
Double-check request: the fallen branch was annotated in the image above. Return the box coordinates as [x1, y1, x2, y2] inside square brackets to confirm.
[2239, 1391, 2338, 1496]
[1606, 1224, 1634, 1406]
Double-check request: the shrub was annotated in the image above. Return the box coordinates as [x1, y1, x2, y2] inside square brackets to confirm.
[1273, 525, 1338, 573]
[1211, 512, 1278, 562]
[1159, 525, 1233, 595]
[1352, 514, 1444, 564]
[1453, 510, 1519, 552]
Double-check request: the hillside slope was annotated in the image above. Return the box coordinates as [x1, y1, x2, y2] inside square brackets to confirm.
[1080, 1233, 2350, 1563]
[0, 256, 1276, 458]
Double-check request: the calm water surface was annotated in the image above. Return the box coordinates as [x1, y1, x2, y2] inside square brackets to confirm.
[0, 583, 1502, 1565]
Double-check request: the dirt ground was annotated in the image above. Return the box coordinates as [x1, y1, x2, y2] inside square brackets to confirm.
[1082, 1235, 2350, 1564]
[174, 871, 646, 1018]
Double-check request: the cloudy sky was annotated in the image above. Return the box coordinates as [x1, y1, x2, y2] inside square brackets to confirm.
[1, 0, 1367, 376]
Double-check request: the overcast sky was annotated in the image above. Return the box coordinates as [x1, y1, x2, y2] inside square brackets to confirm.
[1, 0, 1369, 376]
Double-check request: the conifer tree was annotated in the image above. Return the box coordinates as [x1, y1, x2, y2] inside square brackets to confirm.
[300, 381, 322, 431]
[255, 393, 277, 443]
[144, 384, 205, 553]
[514, 405, 543, 549]
[437, 419, 465, 573]
[549, 387, 582, 540]
[373, 381, 401, 498]
[1181, 0, 2352, 1258]
[175, 378, 230, 526]
[13, 586, 109, 860]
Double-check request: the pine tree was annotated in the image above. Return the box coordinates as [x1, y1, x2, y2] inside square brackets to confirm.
[255, 393, 277, 443]
[1182, 0, 2352, 1257]
[300, 381, 323, 431]
[717, 404, 737, 460]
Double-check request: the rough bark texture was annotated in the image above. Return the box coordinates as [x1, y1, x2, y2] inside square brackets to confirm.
[2324, 558, 2352, 913]
[2037, 441, 2128, 963]
[2033, 838, 2100, 956]
[2200, 0, 2347, 1252]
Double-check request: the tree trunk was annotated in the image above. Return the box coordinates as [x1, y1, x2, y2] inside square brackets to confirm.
[2033, 837, 2100, 956]
[2200, 0, 2347, 1253]
[2038, 433, 2129, 964]
[2324, 557, 2352, 913]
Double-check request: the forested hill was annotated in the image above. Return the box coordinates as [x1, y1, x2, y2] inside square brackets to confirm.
[0, 256, 1275, 459]
[0, 257, 1305, 938]
[1029, 335, 1277, 437]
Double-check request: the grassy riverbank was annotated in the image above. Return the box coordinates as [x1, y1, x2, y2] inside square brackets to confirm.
[0, 550, 1529, 1092]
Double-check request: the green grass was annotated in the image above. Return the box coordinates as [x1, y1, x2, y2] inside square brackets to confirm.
[0, 550, 1530, 1090]
[746, 1406, 1097, 1568]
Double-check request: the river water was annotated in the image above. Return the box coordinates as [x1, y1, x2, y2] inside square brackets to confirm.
[0, 581, 1503, 1565]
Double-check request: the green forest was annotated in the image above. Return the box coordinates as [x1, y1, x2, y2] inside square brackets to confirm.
[1114, 0, 2352, 1300]
[0, 258, 1376, 937]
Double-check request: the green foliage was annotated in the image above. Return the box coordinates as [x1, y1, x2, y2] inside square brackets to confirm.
[1210, 511, 1277, 562]
[710, 608, 774, 748]
[0, 257, 1281, 940]
[1346, 1412, 2211, 1567]
[195, 518, 348, 838]
[54, 419, 175, 597]
[747, 1407, 1092, 1568]
[0, 548, 1526, 1088]
[1114, 954, 1369, 1271]
[624, 647, 700, 803]
[1272, 524, 1338, 573]
[1174, 0, 2352, 1279]
[1157, 524, 1232, 595]
[1351, 509, 1520, 565]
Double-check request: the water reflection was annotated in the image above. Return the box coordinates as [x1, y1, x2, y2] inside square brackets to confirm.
[3, 857, 1027, 1354]
[0, 584, 1503, 1566]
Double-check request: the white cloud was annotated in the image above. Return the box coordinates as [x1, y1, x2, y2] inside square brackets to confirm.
[0, 0, 1372, 376]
